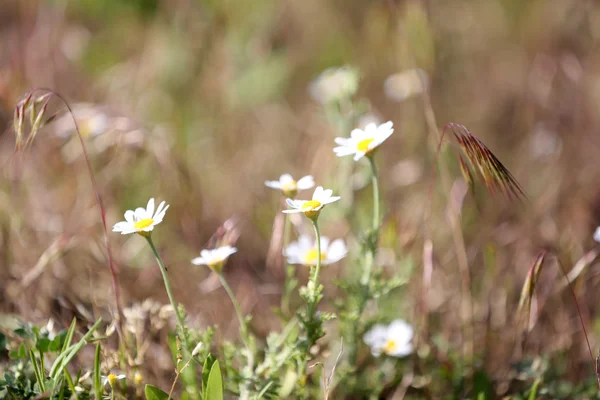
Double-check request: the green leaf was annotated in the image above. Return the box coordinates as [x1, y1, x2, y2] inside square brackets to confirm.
[203, 361, 223, 400]
[145, 384, 170, 400]
[93, 343, 102, 400]
[201, 353, 216, 392]
[49, 318, 102, 380]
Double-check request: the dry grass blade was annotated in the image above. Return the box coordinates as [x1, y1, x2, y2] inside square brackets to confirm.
[443, 123, 525, 200]
[516, 250, 547, 332]
[11, 88, 125, 345]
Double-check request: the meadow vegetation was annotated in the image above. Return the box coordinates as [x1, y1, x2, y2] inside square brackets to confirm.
[2, 0, 600, 398]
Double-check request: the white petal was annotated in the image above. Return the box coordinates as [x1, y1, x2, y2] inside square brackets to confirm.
[146, 198, 155, 217]
[154, 201, 167, 218]
[124, 210, 135, 223]
[388, 343, 413, 357]
[350, 128, 366, 139]
[388, 319, 414, 343]
[296, 176, 315, 190]
[319, 236, 331, 250]
[154, 204, 169, 223]
[333, 147, 356, 158]
[280, 174, 294, 184]
[312, 186, 324, 200]
[364, 122, 378, 136]
[353, 152, 366, 161]
[112, 221, 131, 232]
[283, 209, 303, 214]
[265, 180, 282, 189]
[326, 239, 347, 263]
[191, 256, 206, 265]
[334, 137, 350, 145]
[363, 325, 388, 347]
[134, 207, 147, 220]
[321, 196, 340, 205]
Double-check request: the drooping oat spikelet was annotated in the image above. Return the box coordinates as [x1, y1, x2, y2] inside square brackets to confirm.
[444, 123, 525, 200]
[517, 250, 546, 332]
[13, 90, 55, 149]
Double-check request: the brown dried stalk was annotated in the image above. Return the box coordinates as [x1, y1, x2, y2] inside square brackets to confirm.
[11, 88, 124, 340]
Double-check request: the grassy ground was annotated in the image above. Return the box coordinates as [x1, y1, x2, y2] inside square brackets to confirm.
[2, 0, 600, 398]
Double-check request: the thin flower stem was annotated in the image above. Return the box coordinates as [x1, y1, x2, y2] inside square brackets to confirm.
[311, 220, 322, 289]
[369, 156, 380, 232]
[218, 273, 249, 341]
[145, 236, 187, 342]
[282, 213, 294, 314]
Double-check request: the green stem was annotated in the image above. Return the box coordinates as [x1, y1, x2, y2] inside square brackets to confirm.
[218, 273, 249, 342]
[282, 213, 294, 314]
[145, 236, 187, 342]
[311, 220, 322, 292]
[368, 156, 380, 232]
[352, 156, 381, 364]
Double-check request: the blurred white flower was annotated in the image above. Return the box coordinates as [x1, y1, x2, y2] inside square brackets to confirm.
[310, 66, 359, 105]
[265, 174, 314, 198]
[285, 234, 347, 266]
[363, 319, 414, 357]
[593, 227, 600, 243]
[102, 373, 125, 387]
[191, 245, 237, 273]
[112, 198, 169, 235]
[283, 186, 340, 219]
[334, 121, 394, 161]
[384, 69, 428, 102]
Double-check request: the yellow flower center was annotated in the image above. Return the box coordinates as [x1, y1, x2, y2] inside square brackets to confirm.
[357, 138, 375, 152]
[134, 218, 154, 229]
[301, 200, 322, 211]
[281, 180, 297, 192]
[208, 259, 225, 273]
[384, 339, 397, 354]
[108, 374, 117, 387]
[303, 248, 327, 265]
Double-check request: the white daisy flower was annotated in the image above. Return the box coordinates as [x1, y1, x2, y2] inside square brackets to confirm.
[384, 69, 428, 102]
[285, 234, 347, 266]
[283, 186, 340, 220]
[309, 66, 359, 105]
[333, 121, 394, 161]
[363, 319, 414, 358]
[112, 198, 169, 235]
[265, 174, 314, 198]
[191, 245, 237, 273]
[102, 373, 126, 387]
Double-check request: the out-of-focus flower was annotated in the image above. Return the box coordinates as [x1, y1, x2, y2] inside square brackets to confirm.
[310, 66, 359, 105]
[134, 371, 144, 386]
[593, 227, 600, 243]
[265, 174, 314, 198]
[102, 373, 126, 388]
[384, 69, 428, 102]
[334, 121, 394, 161]
[53, 104, 144, 161]
[123, 299, 174, 334]
[283, 186, 340, 221]
[191, 245, 237, 274]
[285, 234, 347, 266]
[363, 319, 414, 358]
[112, 198, 169, 236]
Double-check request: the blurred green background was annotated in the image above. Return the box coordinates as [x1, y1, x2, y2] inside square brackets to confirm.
[3, 0, 600, 396]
